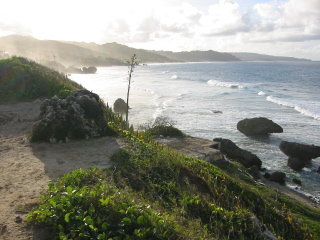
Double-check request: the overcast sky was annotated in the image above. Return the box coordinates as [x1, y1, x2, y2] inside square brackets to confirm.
[1, 0, 320, 60]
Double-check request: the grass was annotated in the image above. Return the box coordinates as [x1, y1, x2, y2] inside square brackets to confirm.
[27, 128, 320, 239]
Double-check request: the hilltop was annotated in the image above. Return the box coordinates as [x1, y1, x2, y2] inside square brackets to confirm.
[0, 35, 310, 74]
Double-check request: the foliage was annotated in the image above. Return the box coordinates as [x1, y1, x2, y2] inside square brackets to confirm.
[139, 116, 185, 137]
[0, 56, 82, 103]
[28, 128, 319, 239]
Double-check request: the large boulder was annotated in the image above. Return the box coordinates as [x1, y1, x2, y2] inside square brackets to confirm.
[113, 98, 127, 114]
[212, 138, 262, 169]
[279, 141, 320, 171]
[31, 89, 116, 142]
[237, 117, 283, 136]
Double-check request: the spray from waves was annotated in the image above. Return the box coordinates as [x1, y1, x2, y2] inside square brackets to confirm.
[258, 91, 266, 96]
[267, 96, 320, 120]
[171, 74, 178, 79]
[207, 79, 245, 89]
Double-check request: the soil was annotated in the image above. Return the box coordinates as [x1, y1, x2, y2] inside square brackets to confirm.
[0, 100, 127, 239]
[0, 100, 318, 239]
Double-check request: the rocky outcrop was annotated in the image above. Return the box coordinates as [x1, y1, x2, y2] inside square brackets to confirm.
[113, 98, 127, 114]
[82, 66, 97, 74]
[212, 138, 262, 169]
[237, 117, 283, 136]
[279, 141, 320, 171]
[31, 89, 116, 142]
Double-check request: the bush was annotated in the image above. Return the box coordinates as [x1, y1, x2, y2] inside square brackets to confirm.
[0, 56, 82, 103]
[140, 116, 185, 137]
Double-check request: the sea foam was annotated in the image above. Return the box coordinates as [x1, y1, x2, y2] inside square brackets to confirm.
[267, 96, 320, 120]
[207, 80, 245, 89]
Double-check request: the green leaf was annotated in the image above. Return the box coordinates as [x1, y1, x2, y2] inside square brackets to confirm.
[137, 215, 146, 225]
[102, 222, 109, 231]
[122, 217, 132, 225]
[64, 213, 70, 223]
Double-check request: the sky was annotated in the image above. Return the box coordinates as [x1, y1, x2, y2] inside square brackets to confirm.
[1, 0, 320, 60]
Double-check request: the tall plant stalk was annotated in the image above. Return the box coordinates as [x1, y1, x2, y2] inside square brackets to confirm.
[126, 54, 138, 123]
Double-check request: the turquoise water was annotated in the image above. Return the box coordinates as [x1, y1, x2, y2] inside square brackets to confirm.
[70, 61, 320, 199]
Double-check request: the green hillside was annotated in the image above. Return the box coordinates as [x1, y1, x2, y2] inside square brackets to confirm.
[0, 35, 125, 68]
[0, 56, 82, 103]
[27, 128, 320, 239]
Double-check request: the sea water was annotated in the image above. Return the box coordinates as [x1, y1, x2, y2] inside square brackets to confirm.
[70, 61, 320, 199]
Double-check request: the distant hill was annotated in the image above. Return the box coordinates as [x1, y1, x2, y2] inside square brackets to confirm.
[231, 52, 310, 62]
[0, 35, 125, 68]
[153, 50, 240, 62]
[63, 41, 175, 63]
[0, 35, 311, 74]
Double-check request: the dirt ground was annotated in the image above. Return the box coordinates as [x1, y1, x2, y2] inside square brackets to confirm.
[0, 100, 127, 239]
[0, 100, 318, 240]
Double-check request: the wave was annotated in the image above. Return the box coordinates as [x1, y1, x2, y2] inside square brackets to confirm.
[171, 74, 178, 79]
[258, 91, 266, 96]
[207, 80, 245, 89]
[267, 96, 320, 120]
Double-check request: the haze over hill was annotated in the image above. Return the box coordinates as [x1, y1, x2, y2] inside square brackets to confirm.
[0, 35, 311, 73]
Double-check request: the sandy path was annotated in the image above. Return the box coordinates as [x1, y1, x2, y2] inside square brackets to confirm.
[0, 101, 127, 239]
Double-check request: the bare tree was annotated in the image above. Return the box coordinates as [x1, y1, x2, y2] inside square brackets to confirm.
[126, 54, 138, 122]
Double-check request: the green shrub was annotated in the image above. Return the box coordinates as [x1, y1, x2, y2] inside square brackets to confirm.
[139, 116, 185, 137]
[0, 56, 82, 103]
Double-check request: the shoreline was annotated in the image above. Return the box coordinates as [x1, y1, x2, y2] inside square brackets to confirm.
[0, 100, 319, 239]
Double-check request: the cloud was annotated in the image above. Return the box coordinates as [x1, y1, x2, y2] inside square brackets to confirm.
[253, 0, 320, 42]
[199, 0, 252, 36]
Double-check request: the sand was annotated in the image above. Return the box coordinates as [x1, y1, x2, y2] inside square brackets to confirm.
[0, 100, 318, 239]
[0, 100, 127, 239]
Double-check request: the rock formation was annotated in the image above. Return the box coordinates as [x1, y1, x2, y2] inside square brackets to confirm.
[212, 138, 262, 169]
[237, 117, 283, 136]
[279, 141, 320, 171]
[113, 98, 127, 114]
[31, 89, 116, 142]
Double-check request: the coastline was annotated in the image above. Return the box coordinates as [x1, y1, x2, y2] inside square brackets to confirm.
[0, 100, 319, 239]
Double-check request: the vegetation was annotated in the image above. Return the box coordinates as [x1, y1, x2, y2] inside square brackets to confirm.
[139, 116, 185, 138]
[0, 56, 82, 103]
[28, 125, 320, 239]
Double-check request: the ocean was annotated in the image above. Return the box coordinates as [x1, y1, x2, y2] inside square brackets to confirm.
[70, 61, 320, 200]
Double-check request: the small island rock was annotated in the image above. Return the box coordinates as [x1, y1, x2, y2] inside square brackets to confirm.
[237, 117, 283, 136]
[279, 141, 320, 171]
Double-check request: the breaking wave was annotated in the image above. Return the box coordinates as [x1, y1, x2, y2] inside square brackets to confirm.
[207, 80, 245, 89]
[267, 96, 320, 120]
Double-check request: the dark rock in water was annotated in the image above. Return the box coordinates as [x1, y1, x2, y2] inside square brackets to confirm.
[280, 141, 320, 171]
[292, 178, 302, 185]
[287, 157, 307, 171]
[31, 89, 116, 142]
[237, 117, 283, 136]
[212, 138, 262, 169]
[82, 66, 97, 74]
[280, 141, 320, 160]
[113, 98, 127, 113]
[269, 171, 286, 184]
